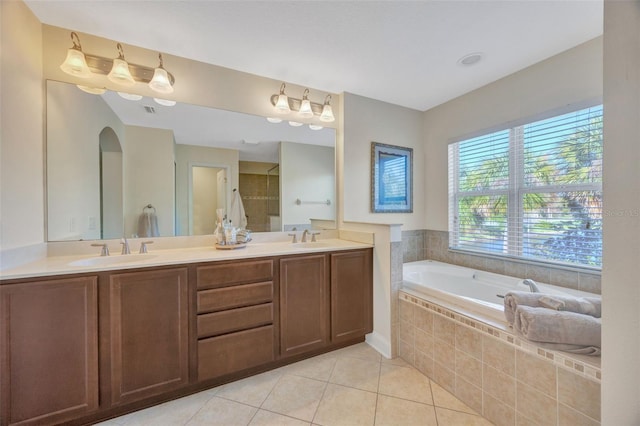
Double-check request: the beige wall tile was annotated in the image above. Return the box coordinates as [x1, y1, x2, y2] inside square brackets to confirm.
[558, 368, 601, 421]
[433, 338, 455, 371]
[415, 350, 435, 378]
[415, 329, 434, 358]
[483, 365, 516, 408]
[484, 258, 505, 275]
[433, 314, 455, 345]
[559, 403, 600, 426]
[433, 362, 455, 394]
[400, 320, 415, 345]
[525, 264, 550, 284]
[456, 350, 482, 387]
[415, 307, 434, 334]
[431, 381, 477, 414]
[454, 376, 483, 415]
[399, 338, 415, 365]
[483, 393, 516, 426]
[483, 335, 515, 376]
[579, 273, 602, 294]
[399, 300, 415, 324]
[456, 324, 482, 359]
[550, 269, 579, 290]
[516, 381, 558, 426]
[504, 261, 527, 279]
[515, 351, 557, 398]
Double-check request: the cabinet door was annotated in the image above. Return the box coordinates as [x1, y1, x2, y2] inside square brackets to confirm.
[109, 268, 189, 405]
[279, 254, 329, 357]
[1, 277, 99, 426]
[331, 249, 373, 343]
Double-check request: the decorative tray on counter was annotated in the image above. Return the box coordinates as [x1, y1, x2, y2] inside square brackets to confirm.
[214, 243, 247, 250]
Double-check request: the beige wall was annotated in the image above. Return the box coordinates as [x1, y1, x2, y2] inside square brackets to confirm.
[123, 126, 175, 238]
[341, 93, 425, 230]
[0, 1, 43, 250]
[175, 144, 239, 236]
[601, 1, 640, 423]
[423, 37, 603, 231]
[280, 142, 335, 229]
[46, 81, 126, 240]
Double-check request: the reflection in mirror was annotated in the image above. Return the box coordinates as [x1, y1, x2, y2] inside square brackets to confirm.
[46, 80, 336, 241]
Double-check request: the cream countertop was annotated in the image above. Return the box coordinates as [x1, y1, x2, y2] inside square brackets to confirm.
[0, 238, 373, 281]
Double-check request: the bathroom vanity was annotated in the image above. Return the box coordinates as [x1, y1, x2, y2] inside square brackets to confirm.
[0, 241, 373, 426]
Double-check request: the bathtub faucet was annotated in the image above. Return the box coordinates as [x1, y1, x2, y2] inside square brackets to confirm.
[522, 279, 540, 293]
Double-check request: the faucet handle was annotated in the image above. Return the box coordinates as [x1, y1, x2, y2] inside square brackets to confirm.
[288, 233, 297, 243]
[120, 237, 131, 255]
[310, 232, 320, 242]
[91, 243, 110, 257]
[139, 241, 154, 254]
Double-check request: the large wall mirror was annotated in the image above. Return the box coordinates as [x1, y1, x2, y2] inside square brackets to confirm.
[46, 80, 336, 242]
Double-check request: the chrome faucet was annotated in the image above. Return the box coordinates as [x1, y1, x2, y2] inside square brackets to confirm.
[310, 232, 320, 242]
[120, 237, 131, 255]
[301, 230, 309, 242]
[91, 243, 110, 256]
[139, 241, 154, 254]
[288, 232, 298, 243]
[522, 279, 540, 293]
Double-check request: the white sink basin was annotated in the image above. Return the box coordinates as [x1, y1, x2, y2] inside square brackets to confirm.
[69, 254, 159, 267]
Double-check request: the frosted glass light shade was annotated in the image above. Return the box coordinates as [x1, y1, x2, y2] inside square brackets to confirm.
[299, 99, 314, 118]
[149, 67, 174, 94]
[309, 124, 323, 130]
[60, 49, 92, 78]
[117, 92, 142, 101]
[154, 98, 176, 106]
[77, 85, 106, 95]
[320, 104, 335, 122]
[267, 117, 282, 123]
[288, 121, 303, 127]
[275, 94, 291, 113]
[108, 58, 135, 86]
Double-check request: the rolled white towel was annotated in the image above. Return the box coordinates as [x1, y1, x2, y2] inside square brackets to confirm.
[514, 305, 601, 350]
[504, 291, 601, 324]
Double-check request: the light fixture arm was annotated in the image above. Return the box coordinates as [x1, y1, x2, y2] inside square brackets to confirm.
[70, 32, 83, 50]
[116, 43, 126, 60]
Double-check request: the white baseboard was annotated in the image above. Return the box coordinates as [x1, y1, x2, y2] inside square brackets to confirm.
[365, 331, 392, 359]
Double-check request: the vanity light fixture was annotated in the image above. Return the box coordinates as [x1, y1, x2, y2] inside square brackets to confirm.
[108, 43, 135, 86]
[270, 83, 335, 123]
[299, 89, 314, 118]
[153, 98, 176, 106]
[60, 32, 92, 78]
[59, 31, 176, 95]
[77, 85, 106, 95]
[118, 92, 143, 101]
[148, 54, 174, 94]
[275, 83, 291, 113]
[319, 95, 335, 122]
[266, 117, 283, 123]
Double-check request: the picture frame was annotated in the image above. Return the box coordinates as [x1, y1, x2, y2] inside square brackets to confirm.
[371, 142, 413, 213]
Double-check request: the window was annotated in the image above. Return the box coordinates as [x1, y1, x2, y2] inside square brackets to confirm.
[448, 105, 603, 268]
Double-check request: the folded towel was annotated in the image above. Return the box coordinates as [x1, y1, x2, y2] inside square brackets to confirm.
[514, 305, 601, 352]
[137, 212, 159, 238]
[504, 291, 601, 324]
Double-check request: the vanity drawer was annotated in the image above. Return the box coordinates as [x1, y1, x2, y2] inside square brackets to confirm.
[197, 281, 273, 314]
[198, 325, 275, 381]
[197, 259, 274, 289]
[197, 303, 273, 338]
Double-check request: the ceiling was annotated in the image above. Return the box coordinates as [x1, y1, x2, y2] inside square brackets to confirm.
[26, 1, 603, 112]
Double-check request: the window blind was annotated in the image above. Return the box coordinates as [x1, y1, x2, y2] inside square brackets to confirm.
[449, 105, 603, 268]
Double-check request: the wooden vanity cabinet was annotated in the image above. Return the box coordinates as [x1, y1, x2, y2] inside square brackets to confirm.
[195, 259, 276, 381]
[279, 254, 330, 357]
[0, 276, 99, 426]
[330, 249, 373, 343]
[106, 267, 189, 406]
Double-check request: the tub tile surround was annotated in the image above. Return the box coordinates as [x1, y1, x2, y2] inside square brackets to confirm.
[401, 229, 601, 294]
[399, 293, 601, 426]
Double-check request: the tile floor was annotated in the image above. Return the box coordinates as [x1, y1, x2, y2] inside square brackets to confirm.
[97, 343, 493, 426]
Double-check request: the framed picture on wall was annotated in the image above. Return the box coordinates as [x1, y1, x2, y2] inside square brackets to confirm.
[371, 142, 413, 213]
